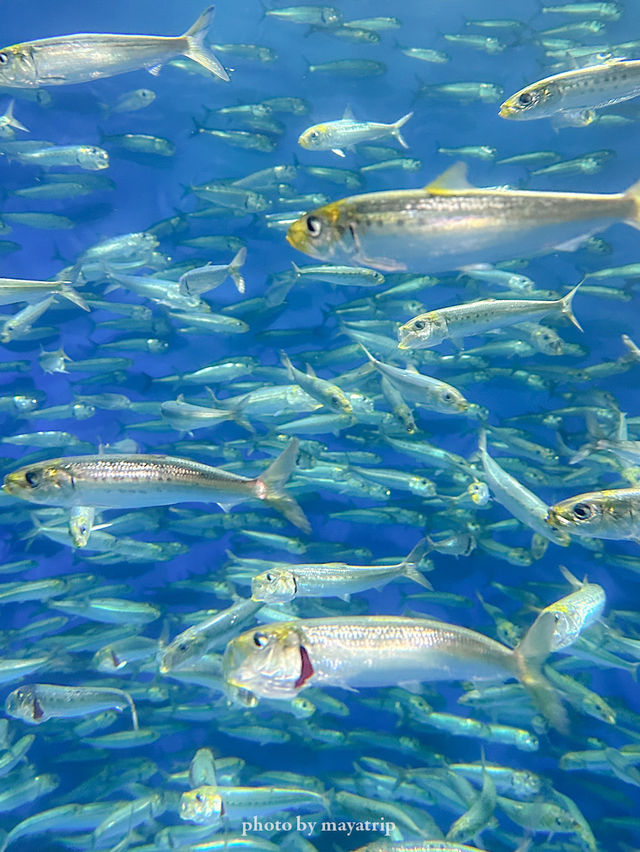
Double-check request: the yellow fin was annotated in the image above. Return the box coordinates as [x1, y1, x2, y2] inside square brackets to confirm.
[424, 162, 475, 193]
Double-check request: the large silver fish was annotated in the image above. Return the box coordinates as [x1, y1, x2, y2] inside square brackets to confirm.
[500, 58, 640, 122]
[2, 440, 309, 532]
[223, 614, 568, 731]
[286, 163, 640, 273]
[0, 6, 228, 87]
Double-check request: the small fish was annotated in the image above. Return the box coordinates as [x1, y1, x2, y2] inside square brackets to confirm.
[250, 539, 432, 602]
[541, 2, 622, 19]
[5, 684, 138, 729]
[399, 46, 451, 64]
[179, 248, 247, 296]
[265, 6, 343, 28]
[102, 87, 156, 114]
[306, 59, 386, 78]
[361, 346, 469, 414]
[0, 6, 228, 87]
[100, 132, 175, 157]
[298, 107, 413, 158]
[397, 284, 582, 349]
[281, 351, 352, 415]
[438, 145, 497, 161]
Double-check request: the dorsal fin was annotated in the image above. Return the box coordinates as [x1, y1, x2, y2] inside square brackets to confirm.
[343, 104, 355, 120]
[424, 162, 474, 193]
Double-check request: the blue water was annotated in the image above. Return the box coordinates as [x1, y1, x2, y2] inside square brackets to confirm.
[0, 0, 639, 850]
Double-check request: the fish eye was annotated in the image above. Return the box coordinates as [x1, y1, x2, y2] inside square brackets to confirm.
[253, 632, 269, 648]
[442, 392, 454, 402]
[518, 91, 535, 107]
[265, 573, 275, 582]
[413, 320, 426, 331]
[195, 792, 205, 803]
[306, 215, 322, 237]
[309, 131, 319, 140]
[572, 502, 594, 521]
[25, 470, 41, 487]
[0, 54, 8, 65]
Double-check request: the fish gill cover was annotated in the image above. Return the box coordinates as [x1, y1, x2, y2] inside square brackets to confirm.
[0, 0, 637, 849]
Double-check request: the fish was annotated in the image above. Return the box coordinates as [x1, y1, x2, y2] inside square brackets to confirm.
[0, 6, 228, 87]
[500, 59, 640, 121]
[223, 612, 568, 731]
[298, 107, 413, 157]
[5, 684, 138, 729]
[250, 539, 432, 602]
[286, 162, 640, 273]
[397, 283, 583, 349]
[547, 486, 640, 542]
[3, 440, 310, 532]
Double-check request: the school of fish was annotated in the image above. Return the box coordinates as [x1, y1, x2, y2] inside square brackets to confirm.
[0, 1, 638, 850]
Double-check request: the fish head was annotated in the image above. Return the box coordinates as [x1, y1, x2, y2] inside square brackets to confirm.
[298, 123, 331, 150]
[77, 147, 109, 170]
[468, 480, 490, 506]
[0, 44, 37, 87]
[5, 686, 42, 724]
[158, 628, 205, 673]
[3, 461, 75, 504]
[436, 385, 469, 414]
[324, 385, 353, 414]
[547, 489, 636, 539]
[286, 202, 354, 263]
[582, 693, 616, 725]
[499, 82, 555, 119]
[69, 507, 94, 548]
[251, 568, 298, 603]
[397, 312, 447, 350]
[223, 622, 312, 700]
[546, 604, 581, 651]
[180, 786, 223, 825]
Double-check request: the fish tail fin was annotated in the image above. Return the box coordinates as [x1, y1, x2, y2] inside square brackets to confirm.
[624, 177, 640, 230]
[182, 6, 230, 82]
[229, 246, 247, 294]
[392, 111, 414, 148]
[280, 350, 295, 380]
[401, 537, 433, 589]
[59, 283, 90, 312]
[4, 100, 28, 133]
[514, 611, 569, 733]
[256, 439, 311, 533]
[560, 280, 583, 332]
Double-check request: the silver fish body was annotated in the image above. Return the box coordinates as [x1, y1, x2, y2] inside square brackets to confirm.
[500, 59, 640, 120]
[0, 7, 228, 87]
[3, 441, 310, 531]
[286, 164, 640, 273]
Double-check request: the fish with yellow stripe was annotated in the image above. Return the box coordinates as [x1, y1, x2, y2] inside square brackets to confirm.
[286, 162, 640, 273]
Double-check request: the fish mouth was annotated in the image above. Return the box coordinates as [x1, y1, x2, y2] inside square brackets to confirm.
[2, 472, 23, 494]
[546, 507, 567, 529]
[498, 102, 515, 118]
[286, 219, 307, 252]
